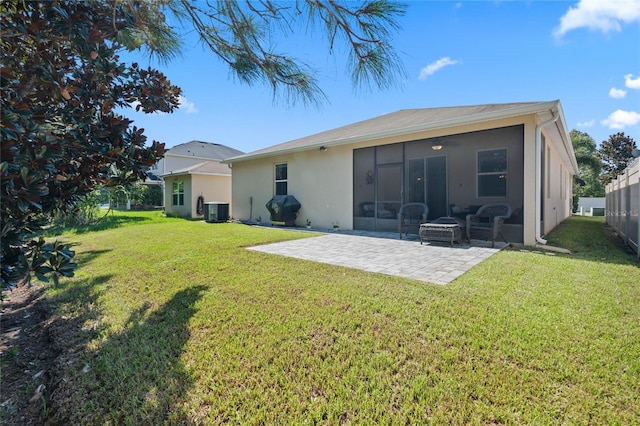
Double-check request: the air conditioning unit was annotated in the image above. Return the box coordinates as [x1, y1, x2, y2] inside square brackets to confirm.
[203, 202, 229, 223]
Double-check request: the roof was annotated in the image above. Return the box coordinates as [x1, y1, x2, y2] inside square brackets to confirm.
[160, 161, 231, 177]
[225, 101, 565, 163]
[167, 140, 244, 160]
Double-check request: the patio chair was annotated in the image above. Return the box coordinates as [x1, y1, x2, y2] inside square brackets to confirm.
[466, 203, 512, 247]
[398, 203, 428, 239]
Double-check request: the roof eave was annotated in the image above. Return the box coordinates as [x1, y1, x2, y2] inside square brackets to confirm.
[160, 171, 231, 178]
[166, 153, 224, 162]
[224, 101, 561, 164]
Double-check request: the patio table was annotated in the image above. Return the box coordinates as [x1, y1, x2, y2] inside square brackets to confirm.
[420, 217, 466, 246]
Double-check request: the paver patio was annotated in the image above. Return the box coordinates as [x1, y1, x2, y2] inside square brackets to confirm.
[248, 230, 507, 285]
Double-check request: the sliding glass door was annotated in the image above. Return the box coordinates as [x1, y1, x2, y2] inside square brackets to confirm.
[375, 164, 402, 231]
[407, 156, 447, 219]
[354, 146, 447, 231]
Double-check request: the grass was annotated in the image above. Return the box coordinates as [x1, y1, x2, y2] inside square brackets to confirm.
[42, 214, 639, 424]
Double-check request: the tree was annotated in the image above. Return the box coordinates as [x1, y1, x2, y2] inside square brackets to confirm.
[570, 130, 604, 210]
[154, 0, 406, 105]
[1, 0, 181, 291]
[1, 0, 406, 292]
[598, 132, 638, 185]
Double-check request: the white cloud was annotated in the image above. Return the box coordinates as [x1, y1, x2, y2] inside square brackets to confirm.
[418, 57, 460, 80]
[601, 109, 640, 129]
[624, 73, 640, 89]
[553, 0, 640, 38]
[577, 119, 595, 127]
[178, 95, 198, 114]
[609, 87, 627, 99]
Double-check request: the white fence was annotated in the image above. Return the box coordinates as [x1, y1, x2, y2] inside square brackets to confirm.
[605, 158, 640, 258]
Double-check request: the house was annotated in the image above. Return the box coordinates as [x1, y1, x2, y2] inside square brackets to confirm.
[225, 101, 578, 245]
[159, 141, 244, 218]
[576, 197, 606, 216]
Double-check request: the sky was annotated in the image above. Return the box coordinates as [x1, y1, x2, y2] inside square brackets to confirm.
[121, 0, 640, 153]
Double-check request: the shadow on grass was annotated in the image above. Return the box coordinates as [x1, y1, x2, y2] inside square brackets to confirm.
[74, 249, 113, 265]
[47, 214, 152, 235]
[543, 216, 638, 266]
[47, 284, 206, 424]
[46, 212, 201, 237]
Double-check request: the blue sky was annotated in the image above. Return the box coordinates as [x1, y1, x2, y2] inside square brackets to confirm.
[122, 0, 640, 152]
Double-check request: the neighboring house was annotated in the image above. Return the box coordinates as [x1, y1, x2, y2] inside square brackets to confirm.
[159, 141, 244, 218]
[225, 101, 578, 246]
[576, 197, 606, 216]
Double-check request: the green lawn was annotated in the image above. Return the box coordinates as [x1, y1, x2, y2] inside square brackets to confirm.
[44, 213, 639, 424]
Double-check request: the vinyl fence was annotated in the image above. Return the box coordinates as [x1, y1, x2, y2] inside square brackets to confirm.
[605, 158, 640, 258]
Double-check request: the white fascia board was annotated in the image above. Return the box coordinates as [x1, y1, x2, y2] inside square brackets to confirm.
[537, 102, 579, 175]
[556, 106, 580, 174]
[159, 171, 230, 178]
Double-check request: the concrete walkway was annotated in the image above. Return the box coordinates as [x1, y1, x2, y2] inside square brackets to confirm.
[248, 230, 506, 285]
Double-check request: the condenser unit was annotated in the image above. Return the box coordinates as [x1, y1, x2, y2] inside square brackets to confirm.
[204, 202, 229, 223]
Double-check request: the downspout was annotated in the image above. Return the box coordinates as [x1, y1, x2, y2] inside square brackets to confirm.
[535, 108, 560, 245]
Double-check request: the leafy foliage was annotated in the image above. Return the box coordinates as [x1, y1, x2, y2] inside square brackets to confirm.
[1, 0, 405, 294]
[1, 0, 181, 291]
[598, 132, 637, 185]
[570, 130, 604, 210]
[166, 0, 406, 105]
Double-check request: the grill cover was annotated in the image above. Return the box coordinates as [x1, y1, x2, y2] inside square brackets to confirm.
[266, 195, 301, 225]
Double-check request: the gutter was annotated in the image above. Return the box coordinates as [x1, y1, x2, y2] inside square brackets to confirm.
[535, 107, 560, 245]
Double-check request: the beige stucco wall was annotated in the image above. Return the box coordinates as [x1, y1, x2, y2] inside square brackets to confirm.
[521, 116, 538, 246]
[542, 129, 574, 236]
[232, 145, 354, 228]
[164, 174, 193, 218]
[164, 174, 232, 218]
[232, 113, 574, 243]
[191, 174, 232, 218]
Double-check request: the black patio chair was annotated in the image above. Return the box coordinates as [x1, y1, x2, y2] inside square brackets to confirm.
[466, 203, 512, 247]
[398, 203, 428, 239]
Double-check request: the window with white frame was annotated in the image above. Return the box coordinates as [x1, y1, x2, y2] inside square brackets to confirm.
[477, 148, 507, 197]
[172, 180, 184, 206]
[275, 163, 288, 195]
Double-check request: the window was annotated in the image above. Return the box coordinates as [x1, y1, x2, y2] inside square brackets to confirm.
[172, 180, 184, 206]
[477, 148, 507, 197]
[275, 163, 287, 195]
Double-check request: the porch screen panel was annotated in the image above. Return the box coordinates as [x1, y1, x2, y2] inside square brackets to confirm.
[427, 156, 447, 219]
[376, 164, 402, 220]
[376, 143, 403, 164]
[408, 159, 426, 203]
[353, 147, 375, 220]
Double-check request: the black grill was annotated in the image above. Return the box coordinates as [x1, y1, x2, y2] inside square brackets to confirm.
[266, 195, 301, 226]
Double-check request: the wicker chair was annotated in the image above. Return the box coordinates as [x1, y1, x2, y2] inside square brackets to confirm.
[398, 203, 428, 239]
[466, 203, 512, 247]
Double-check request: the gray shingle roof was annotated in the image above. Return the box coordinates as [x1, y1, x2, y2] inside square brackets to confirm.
[161, 161, 231, 177]
[225, 101, 559, 163]
[167, 140, 244, 160]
